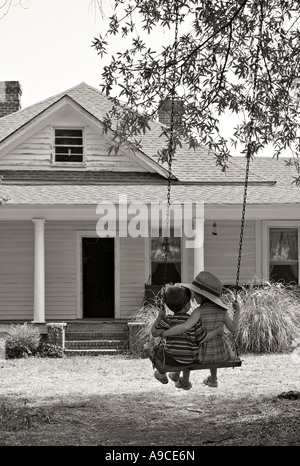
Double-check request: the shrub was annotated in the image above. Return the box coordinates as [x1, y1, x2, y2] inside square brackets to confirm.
[5, 323, 40, 359]
[127, 302, 160, 358]
[36, 340, 64, 358]
[224, 280, 300, 354]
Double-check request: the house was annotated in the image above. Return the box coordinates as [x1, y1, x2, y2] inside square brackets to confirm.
[0, 81, 299, 350]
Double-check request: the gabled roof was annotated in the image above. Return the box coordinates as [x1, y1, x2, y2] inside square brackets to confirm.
[0, 82, 275, 185]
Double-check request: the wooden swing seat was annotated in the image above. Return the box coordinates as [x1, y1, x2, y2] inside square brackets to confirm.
[153, 356, 242, 374]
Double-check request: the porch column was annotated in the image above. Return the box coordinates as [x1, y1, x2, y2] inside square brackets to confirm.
[193, 218, 205, 277]
[32, 219, 46, 323]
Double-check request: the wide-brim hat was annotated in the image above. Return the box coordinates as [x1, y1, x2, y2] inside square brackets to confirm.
[182, 271, 228, 310]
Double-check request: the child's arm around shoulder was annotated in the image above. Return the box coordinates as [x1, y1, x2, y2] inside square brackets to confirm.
[161, 306, 202, 338]
[224, 299, 241, 333]
[151, 307, 167, 338]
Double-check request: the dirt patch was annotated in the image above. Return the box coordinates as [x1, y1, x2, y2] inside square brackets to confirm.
[0, 354, 299, 446]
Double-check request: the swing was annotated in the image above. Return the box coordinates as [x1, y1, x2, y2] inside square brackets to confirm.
[150, 3, 260, 374]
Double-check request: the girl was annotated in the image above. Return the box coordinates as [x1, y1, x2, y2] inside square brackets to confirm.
[160, 271, 241, 388]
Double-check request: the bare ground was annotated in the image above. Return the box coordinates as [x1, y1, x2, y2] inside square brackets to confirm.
[0, 353, 299, 446]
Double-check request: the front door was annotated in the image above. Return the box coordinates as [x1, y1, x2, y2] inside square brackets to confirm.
[82, 237, 114, 318]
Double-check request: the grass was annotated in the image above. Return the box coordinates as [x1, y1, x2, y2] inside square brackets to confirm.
[0, 353, 300, 446]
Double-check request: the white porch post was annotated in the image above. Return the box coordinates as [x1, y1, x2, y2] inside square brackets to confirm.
[193, 218, 205, 277]
[32, 219, 46, 323]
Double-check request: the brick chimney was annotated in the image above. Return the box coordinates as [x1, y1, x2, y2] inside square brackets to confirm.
[158, 98, 184, 126]
[0, 81, 22, 117]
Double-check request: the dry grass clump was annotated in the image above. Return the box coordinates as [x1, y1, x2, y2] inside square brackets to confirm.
[224, 280, 300, 354]
[127, 298, 164, 358]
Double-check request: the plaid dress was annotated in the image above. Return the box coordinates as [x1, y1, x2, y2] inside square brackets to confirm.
[197, 301, 231, 364]
[156, 313, 207, 364]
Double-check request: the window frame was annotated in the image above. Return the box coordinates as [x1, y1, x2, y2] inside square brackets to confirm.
[262, 221, 300, 285]
[51, 127, 86, 167]
[149, 227, 183, 285]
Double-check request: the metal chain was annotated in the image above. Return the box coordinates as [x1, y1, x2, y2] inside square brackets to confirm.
[234, 0, 264, 356]
[162, 3, 179, 287]
[235, 0, 263, 295]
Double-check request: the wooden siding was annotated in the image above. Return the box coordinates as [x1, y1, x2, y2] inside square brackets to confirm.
[204, 220, 256, 285]
[120, 237, 145, 318]
[85, 127, 148, 171]
[0, 222, 34, 319]
[44, 221, 81, 320]
[0, 220, 148, 321]
[0, 219, 256, 321]
[0, 124, 150, 172]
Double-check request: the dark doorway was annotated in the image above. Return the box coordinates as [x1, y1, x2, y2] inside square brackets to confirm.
[82, 238, 114, 318]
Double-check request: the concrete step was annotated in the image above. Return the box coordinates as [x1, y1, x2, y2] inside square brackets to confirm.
[65, 339, 128, 350]
[65, 321, 128, 333]
[65, 332, 128, 341]
[64, 348, 123, 356]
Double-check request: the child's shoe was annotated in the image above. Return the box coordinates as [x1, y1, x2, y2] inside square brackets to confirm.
[203, 376, 218, 387]
[175, 377, 192, 390]
[168, 372, 180, 382]
[154, 370, 168, 384]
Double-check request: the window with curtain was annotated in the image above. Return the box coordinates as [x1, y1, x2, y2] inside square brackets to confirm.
[151, 228, 181, 285]
[269, 228, 298, 284]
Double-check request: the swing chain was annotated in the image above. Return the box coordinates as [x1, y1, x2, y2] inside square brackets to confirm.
[162, 3, 179, 288]
[235, 0, 263, 296]
[233, 0, 264, 357]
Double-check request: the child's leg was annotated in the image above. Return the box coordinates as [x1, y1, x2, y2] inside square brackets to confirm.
[203, 368, 218, 387]
[210, 368, 217, 383]
[181, 370, 190, 385]
[154, 370, 168, 384]
[168, 371, 180, 382]
[175, 370, 192, 390]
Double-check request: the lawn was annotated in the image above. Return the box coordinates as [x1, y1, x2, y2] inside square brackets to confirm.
[0, 353, 299, 447]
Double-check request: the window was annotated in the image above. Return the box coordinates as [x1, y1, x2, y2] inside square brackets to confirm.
[269, 228, 298, 284]
[151, 229, 181, 285]
[54, 129, 83, 163]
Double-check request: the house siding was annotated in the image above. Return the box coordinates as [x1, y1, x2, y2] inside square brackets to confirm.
[204, 220, 256, 285]
[1, 124, 149, 172]
[0, 219, 256, 322]
[0, 221, 34, 319]
[120, 237, 145, 318]
[0, 220, 147, 321]
[45, 221, 79, 320]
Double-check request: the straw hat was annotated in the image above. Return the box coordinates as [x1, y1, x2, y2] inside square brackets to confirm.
[182, 271, 228, 310]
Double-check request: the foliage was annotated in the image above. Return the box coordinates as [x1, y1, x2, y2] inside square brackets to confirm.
[92, 0, 300, 181]
[36, 340, 64, 359]
[5, 323, 40, 359]
[5, 324, 64, 359]
[127, 300, 162, 358]
[224, 280, 300, 353]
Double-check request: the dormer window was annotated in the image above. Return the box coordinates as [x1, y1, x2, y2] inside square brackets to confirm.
[53, 128, 84, 165]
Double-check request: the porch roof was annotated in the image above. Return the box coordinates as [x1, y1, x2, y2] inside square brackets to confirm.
[0, 180, 299, 205]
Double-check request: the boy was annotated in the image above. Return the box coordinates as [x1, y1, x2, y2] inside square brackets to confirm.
[151, 283, 223, 390]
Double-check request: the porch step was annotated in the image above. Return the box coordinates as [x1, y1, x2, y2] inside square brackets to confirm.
[65, 321, 128, 333]
[65, 332, 127, 341]
[63, 321, 129, 356]
[65, 339, 128, 350]
[64, 348, 120, 356]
